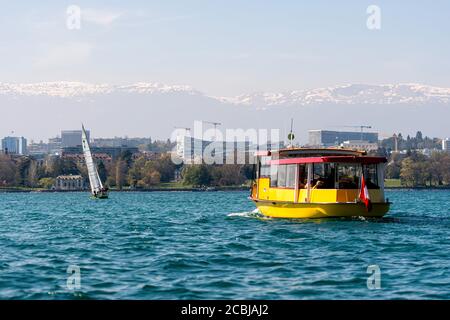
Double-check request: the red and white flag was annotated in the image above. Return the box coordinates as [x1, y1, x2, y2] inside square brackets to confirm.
[359, 175, 372, 212]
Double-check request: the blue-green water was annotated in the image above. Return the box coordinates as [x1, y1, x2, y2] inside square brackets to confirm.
[0, 190, 449, 300]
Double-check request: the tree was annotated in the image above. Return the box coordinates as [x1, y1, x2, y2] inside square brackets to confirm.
[0, 155, 16, 186]
[97, 161, 108, 184]
[182, 165, 211, 186]
[39, 177, 55, 189]
[210, 165, 246, 186]
[428, 151, 450, 186]
[400, 158, 422, 187]
[14, 157, 28, 186]
[119, 150, 133, 166]
[141, 169, 161, 187]
[415, 131, 423, 142]
[115, 160, 127, 190]
[127, 156, 146, 187]
[386, 161, 401, 179]
[26, 160, 39, 187]
[46, 157, 78, 177]
[146, 153, 176, 182]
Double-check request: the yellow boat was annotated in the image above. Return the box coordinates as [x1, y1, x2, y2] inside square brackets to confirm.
[250, 148, 390, 219]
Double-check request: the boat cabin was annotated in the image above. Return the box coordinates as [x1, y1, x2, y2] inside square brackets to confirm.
[251, 148, 388, 204]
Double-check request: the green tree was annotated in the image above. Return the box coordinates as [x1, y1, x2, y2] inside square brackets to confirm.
[211, 165, 246, 186]
[141, 168, 161, 187]
[127, 156, 146, 187]
[97, 161, 108, 184]
[0, 155, 17, 186]
[400, 157, 427, 186]
[182, 165, 211, 186]
[147, 153, 176, 182]
[39, 177, 55, 189]
[115, 160, 127, 190]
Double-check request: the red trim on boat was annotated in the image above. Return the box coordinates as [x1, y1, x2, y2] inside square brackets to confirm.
[270, 156, 387, 165]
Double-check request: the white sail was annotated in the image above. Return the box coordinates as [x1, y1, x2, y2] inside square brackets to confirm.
[81, 125, 103, 194]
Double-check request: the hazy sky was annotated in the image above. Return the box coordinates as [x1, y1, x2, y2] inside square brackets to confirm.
[1, 0, 450, 96]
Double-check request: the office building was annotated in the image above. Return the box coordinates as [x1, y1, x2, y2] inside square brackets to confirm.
[92, 137, 150, 148]
[61, 146, 139, 160]
[61, 130, 89, 148]
[340, 140, 378, 152]
[443, 138, 450, 152]
[308, 130, 378, 147]
[1, 136, 27, 155]
[176, 135, 283, 164]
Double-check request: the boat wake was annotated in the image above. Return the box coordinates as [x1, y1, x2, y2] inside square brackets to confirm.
[227, 208, 268, 219]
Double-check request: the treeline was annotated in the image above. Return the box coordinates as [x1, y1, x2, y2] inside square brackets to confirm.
[1, 129, 448, 189]
[380, 131, 441, 152]
[182, 164, 253, 187]
[384, 151, 450, 187]
[0, 151, 254, 189]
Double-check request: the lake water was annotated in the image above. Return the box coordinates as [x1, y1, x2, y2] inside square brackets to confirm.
[0, 190, 449, 299]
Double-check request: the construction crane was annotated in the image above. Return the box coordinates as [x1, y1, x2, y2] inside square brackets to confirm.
[173, 126, 191, 135]
[341, 125, 372, 141]
[202, 121, 222, 140]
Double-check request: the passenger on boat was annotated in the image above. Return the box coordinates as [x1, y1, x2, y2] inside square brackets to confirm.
[312, 180, 325, 189]
[338, 177, 358, 189]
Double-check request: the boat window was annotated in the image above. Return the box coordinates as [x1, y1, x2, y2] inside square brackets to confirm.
[312, 163, 336, 189]
[286, 164, 296, 188]
[337, 164, 360, 189]
[259, 156, 271, 177]
[277, 165, 287, 187]
[270, 164, 278, 187]
[298, 164, 307, 188]
[363, 164, 379, 189]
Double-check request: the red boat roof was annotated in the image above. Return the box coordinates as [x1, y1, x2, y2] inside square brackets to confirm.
[255, 147, 367, 158]
[270, 155, 387, 165]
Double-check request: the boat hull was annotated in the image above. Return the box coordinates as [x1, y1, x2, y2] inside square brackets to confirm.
[253, 200, 390, 219]
[91, 191, 109, 199]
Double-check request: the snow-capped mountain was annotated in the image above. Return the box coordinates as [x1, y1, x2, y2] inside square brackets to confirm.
[1, 81, 450, 106]
[0, 81, 200, 98]
[0, 81, 448, 142]
[219, 83, 450, 107]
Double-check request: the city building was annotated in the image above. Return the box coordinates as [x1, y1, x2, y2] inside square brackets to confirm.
[27, 137, 62, 156]
[61, 130, 89, 148]
[1, 136, 27, 155]
[308, 130, 378, 147]
[61, 146, 139, 160]
[443, 138, 450, 152]
[62, 153, 113, 166]
[340, 140, 379, 152]
[92, 137, 150, 149]
[176, 135, 283, 164]
[55, 175, 85, 191]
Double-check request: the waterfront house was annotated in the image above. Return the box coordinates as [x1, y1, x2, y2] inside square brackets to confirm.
[55, 175, 85, 191]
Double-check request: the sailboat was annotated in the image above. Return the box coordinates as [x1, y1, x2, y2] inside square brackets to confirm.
[81, 125, 109, 199]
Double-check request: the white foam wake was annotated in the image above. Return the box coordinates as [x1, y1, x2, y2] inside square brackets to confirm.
[227, 208, 267, 218]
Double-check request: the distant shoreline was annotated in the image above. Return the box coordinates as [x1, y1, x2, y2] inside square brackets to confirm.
[0, 186, 250, 193]
[1, 186, 449, 193]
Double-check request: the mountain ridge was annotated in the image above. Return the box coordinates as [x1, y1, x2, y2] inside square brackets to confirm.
[1, 81, 450, 106]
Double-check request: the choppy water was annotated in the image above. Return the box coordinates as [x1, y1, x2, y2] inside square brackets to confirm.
[0, 190, 449, 299]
